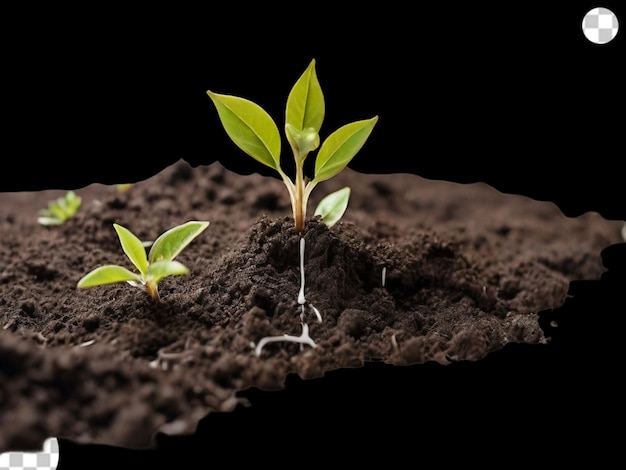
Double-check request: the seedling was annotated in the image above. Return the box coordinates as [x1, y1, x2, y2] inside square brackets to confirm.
[37, 190, 82, 226]
[207, 58, 378, 234]
[115, 183, 133, 192]
[77, 220, 209, 302]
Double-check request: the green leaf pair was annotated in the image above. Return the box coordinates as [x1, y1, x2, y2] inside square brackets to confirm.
[207, 59, 378, 233]
[77, 220, 210, 302]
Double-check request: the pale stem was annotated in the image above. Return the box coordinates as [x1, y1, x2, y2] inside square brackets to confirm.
[302, 180, 317, 218]
[277, 168, 297, 225]
[295, 161, 305, 233]
[146, 280, 161, 303]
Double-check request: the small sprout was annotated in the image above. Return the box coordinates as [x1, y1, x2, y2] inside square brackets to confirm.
[207, 58, 378, 234]
[77, 220, 210, 302]
[37, 190, 82, 226]
[115, 183, 133, 192]
[314, 186, 351, 228]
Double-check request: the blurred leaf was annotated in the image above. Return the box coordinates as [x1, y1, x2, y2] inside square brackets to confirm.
[37, 191, 81, 226]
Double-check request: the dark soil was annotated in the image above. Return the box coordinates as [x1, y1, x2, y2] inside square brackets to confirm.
[1, 159, 623, 462]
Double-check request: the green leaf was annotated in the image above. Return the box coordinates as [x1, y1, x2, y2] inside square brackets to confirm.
[314, 116, 378, 184]
[49, 203, 68, 220]
[65, 191, 81, 209]
[314, 187, 351, 228]
[148, 221, 210, 264]
[54, 191, 81, 216]
[286, 58, 325, 134]
[77, 265, 142, 288]
[113, 223, 149, 276]
[146, 260, 189, 285]
[207, 91, 281, 171]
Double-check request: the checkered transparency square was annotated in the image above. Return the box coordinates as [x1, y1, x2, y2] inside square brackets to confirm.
[582, 7, 619, 44]
[8, 454, 22, 467]
[598, 11, 616, 28]
[584, 14, 598, 28]
[21, 453, 37, 468]
[598, 29, 614, 43]
[0, 437, 59, 470]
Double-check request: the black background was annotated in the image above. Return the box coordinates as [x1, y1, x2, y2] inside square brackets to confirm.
[3, 2, 624, 221]
[3, 2, 624, 467]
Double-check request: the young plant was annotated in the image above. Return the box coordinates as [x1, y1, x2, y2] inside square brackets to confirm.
[38, 190, 82, 226]
[115, 183, 133, 192]
[77, 220, 210, 302]
[207, 58, 378, 234]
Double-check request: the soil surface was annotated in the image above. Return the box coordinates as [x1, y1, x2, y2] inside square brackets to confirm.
[1, 160, 624, 462]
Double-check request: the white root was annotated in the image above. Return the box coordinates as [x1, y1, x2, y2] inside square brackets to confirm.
[149, 340, 194, 370]
[253, 235, 324, 357]
[253, 322, 317, 357]
[310, 305, 322, 323]
[298, 237, 306, 305]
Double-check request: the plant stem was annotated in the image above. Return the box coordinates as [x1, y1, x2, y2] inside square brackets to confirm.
[147, 282, 161, 303]
[295, 162, 305, 234]
[277, 168, 298, 231]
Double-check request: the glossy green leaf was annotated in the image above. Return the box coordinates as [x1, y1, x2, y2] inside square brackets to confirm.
[147, 260, 189, 285]
[314, 187, 351, 228]
[148, 220, 210, 264]
[314, 116, 378, 184]
[207, 91, 281, 171]
[77, 265, 142, 288]
[114, 223, 149, 276]
[286, 58, 325, 133]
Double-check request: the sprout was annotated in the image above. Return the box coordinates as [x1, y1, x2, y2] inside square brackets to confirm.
[77, 220, 209, 302]
[207, 59, 377, 234]
[115, 183, 133, 192]
[38, 191, 82, 226]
